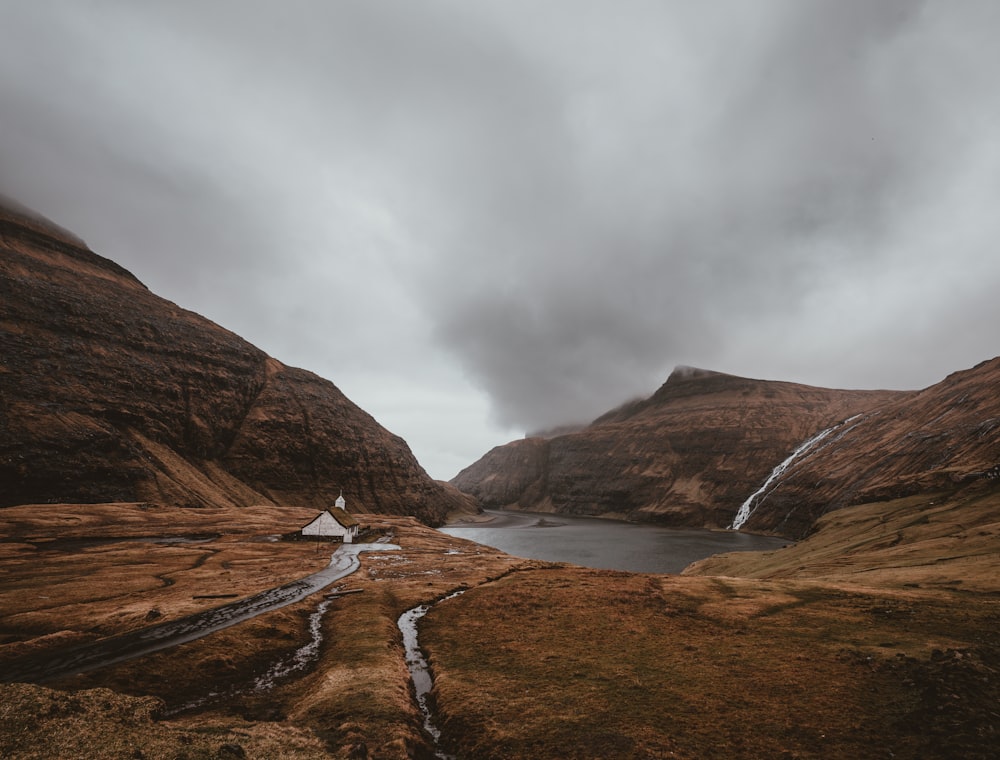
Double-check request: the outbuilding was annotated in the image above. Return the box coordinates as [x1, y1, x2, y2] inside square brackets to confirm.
[301, 493, 360, 543]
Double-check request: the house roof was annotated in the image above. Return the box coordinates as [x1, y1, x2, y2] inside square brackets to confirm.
[328, 507, 360, 528]
[299, 507, 360, 531]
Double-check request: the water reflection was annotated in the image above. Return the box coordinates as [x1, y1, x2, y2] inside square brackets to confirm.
[441, 510, 787, 574]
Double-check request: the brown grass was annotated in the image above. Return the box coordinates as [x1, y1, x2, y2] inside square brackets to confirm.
[423, 569, 1000, 759]
[685, 487, 1000, 592]
[2, 497, 998, 758]
[0, 682, 332, 760]
[0, 506, 526, 758]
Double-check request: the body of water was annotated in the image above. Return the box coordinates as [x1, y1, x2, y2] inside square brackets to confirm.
[440, 510, 788, 574]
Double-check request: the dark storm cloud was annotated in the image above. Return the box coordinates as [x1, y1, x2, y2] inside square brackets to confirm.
[3, 1, 1000, 475]
[0, 4, 287, 295]
[401, 0, 1000, 427]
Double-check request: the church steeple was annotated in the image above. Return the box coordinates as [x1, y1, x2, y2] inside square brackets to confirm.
[335, 490, 346, 509]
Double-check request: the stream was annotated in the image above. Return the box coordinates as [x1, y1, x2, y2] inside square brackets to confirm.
[398, 590, 466, 759]
[3, 543, 400, 684]
[252, 598, 334, 690]
[164, 595, 337, 716]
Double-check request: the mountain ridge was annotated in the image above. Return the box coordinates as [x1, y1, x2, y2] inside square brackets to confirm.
[452, 366, 902, 531]
[0, 199, 471, 523]
[453, 355, 1000, 539]
[737, 354, 1000, 536]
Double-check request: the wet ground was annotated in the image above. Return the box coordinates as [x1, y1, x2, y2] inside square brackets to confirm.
[398, 589, 467, 759]
[1, 543, 400, 683]
[2, 507, 997, 759]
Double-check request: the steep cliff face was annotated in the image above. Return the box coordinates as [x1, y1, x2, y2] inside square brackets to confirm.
[452, 367, 901, 528]
[0, 201, 471, 524]
[739, 357, 1000, 537]
[450, 438, 552, 511]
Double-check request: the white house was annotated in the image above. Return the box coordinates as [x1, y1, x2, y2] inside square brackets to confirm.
[301, 493, 360, 543]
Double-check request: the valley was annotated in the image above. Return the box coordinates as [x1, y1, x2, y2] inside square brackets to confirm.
[2, 200, 998, 758]
[2, 490, 998, 759]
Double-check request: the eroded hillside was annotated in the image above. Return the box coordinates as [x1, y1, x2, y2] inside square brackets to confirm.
[452, 367, 900, 530]
[0, 201, 471, 523]
[731, 357, 1000, 536]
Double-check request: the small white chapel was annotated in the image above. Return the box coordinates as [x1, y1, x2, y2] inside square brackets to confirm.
[300, 492, 360, 543]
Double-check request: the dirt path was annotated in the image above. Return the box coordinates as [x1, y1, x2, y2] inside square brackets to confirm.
[2, 543, 400, 684]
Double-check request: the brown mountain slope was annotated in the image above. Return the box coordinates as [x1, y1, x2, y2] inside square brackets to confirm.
[685, 485, 1000, 592]
[736, 356, 1000, 537]
[0, 201, 471, 523]
[452, 367, 900, 529]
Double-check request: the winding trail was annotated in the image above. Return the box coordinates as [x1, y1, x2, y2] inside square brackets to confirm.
[3, 543, 400, 684]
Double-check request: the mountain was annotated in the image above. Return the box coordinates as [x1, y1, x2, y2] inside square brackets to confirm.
[0, 200, 472, 523]
[733, 356, 1000, 537]
[451, 366, 900, 529]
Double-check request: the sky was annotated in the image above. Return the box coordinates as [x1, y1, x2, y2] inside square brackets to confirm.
[3, 1, 1000, 480]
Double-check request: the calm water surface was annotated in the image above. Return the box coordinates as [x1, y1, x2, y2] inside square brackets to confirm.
[440, 510, 789, 574]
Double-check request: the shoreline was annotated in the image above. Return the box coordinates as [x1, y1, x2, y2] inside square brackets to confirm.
[446, 507, 789, 539]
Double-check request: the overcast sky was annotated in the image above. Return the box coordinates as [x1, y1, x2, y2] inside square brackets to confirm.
[3, 1, 1000, 480]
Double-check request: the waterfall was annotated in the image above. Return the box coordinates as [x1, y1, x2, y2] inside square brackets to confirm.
[729, 426, 837, 531]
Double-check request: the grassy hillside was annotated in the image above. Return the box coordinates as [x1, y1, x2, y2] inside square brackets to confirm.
[3, 497, 998, 758]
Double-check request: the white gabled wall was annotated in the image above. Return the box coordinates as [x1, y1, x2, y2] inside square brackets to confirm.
[301, 510, 359, 542]
[302, 511, 353, 541]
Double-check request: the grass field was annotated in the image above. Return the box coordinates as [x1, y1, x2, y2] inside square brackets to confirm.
[1, 493, 998, 759]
